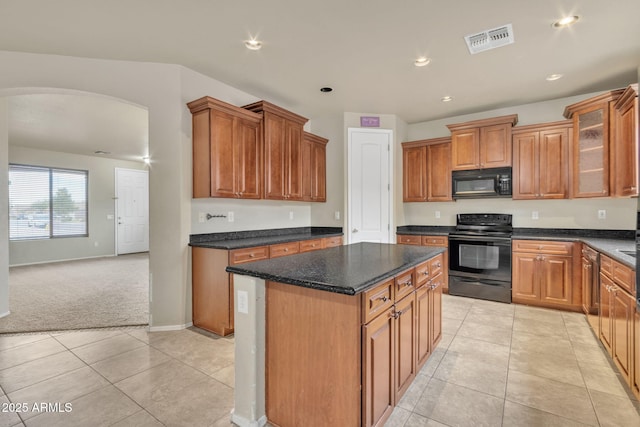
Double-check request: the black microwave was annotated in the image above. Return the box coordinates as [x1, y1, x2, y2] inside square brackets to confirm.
[452, 167, 512, 199]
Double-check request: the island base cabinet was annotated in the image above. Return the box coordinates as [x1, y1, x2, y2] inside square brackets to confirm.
[395, 293, 417, 401]
[265, 281, 361, 427]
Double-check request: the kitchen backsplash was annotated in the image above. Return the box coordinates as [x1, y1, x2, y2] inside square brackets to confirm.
[403, 197, 636, 230]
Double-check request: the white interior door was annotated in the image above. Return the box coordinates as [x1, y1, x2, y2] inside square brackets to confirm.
[116, 168, 149, 254]
[348, 128, 392, 244]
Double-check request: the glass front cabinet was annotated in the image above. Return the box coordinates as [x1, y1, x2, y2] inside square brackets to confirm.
[564, 90, 624, 198]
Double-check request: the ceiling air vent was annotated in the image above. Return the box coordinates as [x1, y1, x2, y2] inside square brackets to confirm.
[464, 24, 514, 54]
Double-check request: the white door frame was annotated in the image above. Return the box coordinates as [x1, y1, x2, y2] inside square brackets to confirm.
[114, 167, 149, 255]
[346, 127, 394, 244]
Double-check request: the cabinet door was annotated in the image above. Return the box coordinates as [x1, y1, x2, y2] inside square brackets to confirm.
[310, 141, 327, 201]
[513, 131, 539, 200]
[539, 255, 572, 306]
[263, 112, 287, 199]
[285, 120, 304, 200]
[612, 288, 634, 382]
[209, 109, 237, 198]
[572, 103, 610, 198]
[429, 273, 443, 349]
[427, 142, 452, 201]
[192, 109, 213, 198]
[480, 123, 512, 168]
[395, 293, 417, 401]
[363, 309, 394, 427]
[235, 116, 262, 199]
[415, 286, 430, 370]
[614, 94, 638, 197]
[633, 311, 640, 399]
[599, 273, 614, 354]
[451, 129, 480, 170]
[538, 128, 569, 198]
[402, 144, 428, 202]
[192, 247, 232, 336]
[301, 135, 312, 201]
[581, 256, 593, 315]
[512, 253, 539, 302]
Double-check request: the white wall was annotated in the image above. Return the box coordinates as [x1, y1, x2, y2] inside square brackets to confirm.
[0, 98, 9, 317]
[402, 90, 638, 230]
[8, 146, 147, 265]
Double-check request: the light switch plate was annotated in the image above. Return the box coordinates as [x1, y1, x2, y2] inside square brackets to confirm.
[228, 211, 234, 222]
[532, 211, 539, 220]
[598, 209, 606, 219]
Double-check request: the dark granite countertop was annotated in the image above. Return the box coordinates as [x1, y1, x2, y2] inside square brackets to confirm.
[189, 226, 343, 250]
[226, 242, 445, 295]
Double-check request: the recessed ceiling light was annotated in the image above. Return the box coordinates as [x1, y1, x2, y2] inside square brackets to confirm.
[414, 57, 431, 67]
[320, 87, 333, 93]
[553, 15, 579, 28]
[546, 74, 563, 81]
[244, 39, 262, 50]
[441, 96, 453, 102]
[94, 150, 110, 155]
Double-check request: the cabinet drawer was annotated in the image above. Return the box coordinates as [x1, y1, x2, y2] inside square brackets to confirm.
[429, 253, 444, 278]
[270, 241, 300, 258]
[601, 255, 614, 277]
[395, 269, 415, 302]
[362, 278, 394, 324]
[397, 235, 421, 245]
[422, 235, 448, 246]
[512, 240, 573, 255]
[612, 259, 635, 295]
[299, 239, 323, 253]
[415, 260, 430, 288]
[322, 236, 343, 248]
[230, 246, 269, 265]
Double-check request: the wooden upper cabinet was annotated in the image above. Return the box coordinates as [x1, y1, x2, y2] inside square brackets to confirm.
[512, 121, 571, 200]
[402, 137, 451, 202]
[302, 132, 328, 202]
[187, 96, 263, 199]
[447, 114, 518, 170]
[244, 101, 308, 201]
[564, 89, 624, 198]
[612, 84, 638, 197]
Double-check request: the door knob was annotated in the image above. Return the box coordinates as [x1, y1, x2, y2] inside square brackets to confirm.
[352, 228, 359, 233]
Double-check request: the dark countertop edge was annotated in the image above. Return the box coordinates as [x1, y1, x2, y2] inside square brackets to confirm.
[512, 228, 634, 240]
[227, 247, 446, 296]
[189, 227, 343, 249]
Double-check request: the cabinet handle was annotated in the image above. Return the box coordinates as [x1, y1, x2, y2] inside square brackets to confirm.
[249, 254, 255, 258]
[377, 296, 388, 302]
[404, 280, 413, 287]
[390, 310, 399, 319]
[436, 262, 442, 268]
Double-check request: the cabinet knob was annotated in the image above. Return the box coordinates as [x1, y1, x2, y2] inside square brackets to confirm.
[423, 271, 429, 276]
[250, 254, 255, 258]
[404, 281, 413, 287]
[436, 262, 441, 267]
[378, 296, 388, 302]
[284, 248, 288, 252]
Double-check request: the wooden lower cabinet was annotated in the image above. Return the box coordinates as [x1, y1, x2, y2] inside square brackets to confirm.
[599, 255, 636, 389]
[363, 307, 394, 427]
[192, 235, 342, 336]
[394, 293, 417, 400]
[512, 240, 580, 310]
[397, 235, 449, 292]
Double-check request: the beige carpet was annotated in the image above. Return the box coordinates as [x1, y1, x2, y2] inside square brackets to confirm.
[0, 253, 149, 334]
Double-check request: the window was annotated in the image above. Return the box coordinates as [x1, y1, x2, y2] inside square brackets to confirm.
[9, 164, 88, 240]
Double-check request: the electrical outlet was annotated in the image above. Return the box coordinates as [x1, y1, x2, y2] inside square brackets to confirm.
[334, 211, 340, 221]
[198, 212, 205, 223]
[532, 211, 539, 220]
[228, 211, 234, 222]
[598, 209, 606, 219]
[289, 211, 294, 220]
[435, 211, 441, 219]
[94, 241, 99, 247]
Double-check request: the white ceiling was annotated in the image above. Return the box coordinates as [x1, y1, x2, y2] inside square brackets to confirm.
[1, 0, 639, 158]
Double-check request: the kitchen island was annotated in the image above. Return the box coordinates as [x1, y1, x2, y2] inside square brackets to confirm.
[227, 242, 446, 427]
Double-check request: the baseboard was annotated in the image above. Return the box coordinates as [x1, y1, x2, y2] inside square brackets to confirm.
[9, 254, 117, 268]
[0, 310, 10, 319]
[148, 322, 193, 332]
[230, 411, 267, 427]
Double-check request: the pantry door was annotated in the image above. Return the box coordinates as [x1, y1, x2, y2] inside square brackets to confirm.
[115, 168, 149, 254]
[347, 128, 393, 244]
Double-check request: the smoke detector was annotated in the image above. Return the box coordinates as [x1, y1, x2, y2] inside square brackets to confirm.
[464, 24, 514, 54]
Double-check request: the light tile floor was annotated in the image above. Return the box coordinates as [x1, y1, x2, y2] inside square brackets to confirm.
[0, 294, 638, 426]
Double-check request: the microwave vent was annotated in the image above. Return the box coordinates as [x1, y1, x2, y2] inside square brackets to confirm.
[464, 24, 514, 54]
